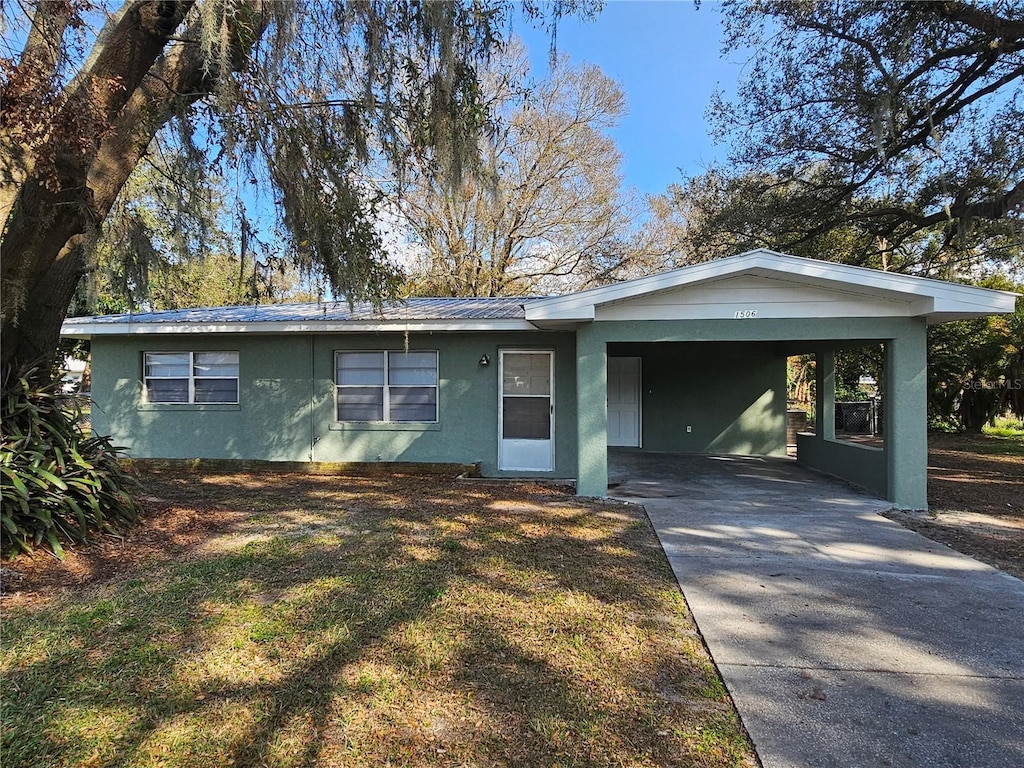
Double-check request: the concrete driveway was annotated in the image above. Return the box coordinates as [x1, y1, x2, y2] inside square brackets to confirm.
[609, 450, 1024, 768]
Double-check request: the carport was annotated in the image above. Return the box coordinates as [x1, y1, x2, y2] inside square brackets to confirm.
[524, 249, 1017, 509]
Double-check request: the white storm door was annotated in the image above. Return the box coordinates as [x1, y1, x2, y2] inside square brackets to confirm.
[607, 357, 641, 447]
[499, 351, 554, 471]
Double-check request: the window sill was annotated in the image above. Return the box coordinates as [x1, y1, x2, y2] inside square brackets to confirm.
[328, 422, 441, 432]
[138, 404, 241, 412]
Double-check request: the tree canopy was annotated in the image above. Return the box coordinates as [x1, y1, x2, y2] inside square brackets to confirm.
[0, 0, 596, 373]
[677, 0, 1024, 275]
[75, 148, 317, 314]
[391, 42, 644, 297]
[928, 277, 1024, 430]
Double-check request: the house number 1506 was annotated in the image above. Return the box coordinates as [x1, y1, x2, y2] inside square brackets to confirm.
[733, 310, 758, 319]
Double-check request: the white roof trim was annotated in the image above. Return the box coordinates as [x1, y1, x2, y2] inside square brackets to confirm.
[62, 250, 1017, 339]
[61, 318, 538, 339]
[524, 249, 1017, 324]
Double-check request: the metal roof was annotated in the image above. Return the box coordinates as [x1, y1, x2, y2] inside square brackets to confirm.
[72, 297, 531, 325]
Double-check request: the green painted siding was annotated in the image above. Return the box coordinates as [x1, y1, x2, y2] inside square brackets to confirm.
[794, 323, 929, 508]
[575, 325, 608, 496]
[884, 324, 929, 508]
[581, 317, 919, 344]
[90, 331, 577, 478]
[608, 342, 787, 457]
[92, 335, 312, 462]
[88, 313, 929, 505]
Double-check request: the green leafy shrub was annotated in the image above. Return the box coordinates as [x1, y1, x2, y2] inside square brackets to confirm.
[1, 365, 140, 558]
[983, 417, 1024, 439]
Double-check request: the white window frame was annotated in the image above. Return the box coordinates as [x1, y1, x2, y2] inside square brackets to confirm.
[143, 351, 239, 404]
[335, 350, 439, 423]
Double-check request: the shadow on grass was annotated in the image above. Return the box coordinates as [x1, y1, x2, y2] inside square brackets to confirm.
[1, 471, 751, 768]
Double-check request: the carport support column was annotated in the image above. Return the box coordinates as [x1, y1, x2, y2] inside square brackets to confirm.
[885, 322, 929, 509]
[816, 348, 836, 440]
[575, 326, 608, 497]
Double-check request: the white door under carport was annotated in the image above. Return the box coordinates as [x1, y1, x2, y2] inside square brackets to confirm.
[607, 356, 641, 447]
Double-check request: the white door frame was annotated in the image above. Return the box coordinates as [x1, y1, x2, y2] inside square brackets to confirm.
[607, 356, 642, 448]
[498, 349, 554, 471]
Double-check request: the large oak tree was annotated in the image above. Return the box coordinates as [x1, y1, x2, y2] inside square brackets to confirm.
[0, 0, 591, 375]
[669, 0, 1024, 275]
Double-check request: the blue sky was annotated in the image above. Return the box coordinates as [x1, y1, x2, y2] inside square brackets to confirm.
[519, 1, 745, 199]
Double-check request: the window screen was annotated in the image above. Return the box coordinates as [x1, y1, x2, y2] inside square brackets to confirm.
[336, 350, 437, 422]
[145, 352, 238, 404]
[502, 397, 551, 439]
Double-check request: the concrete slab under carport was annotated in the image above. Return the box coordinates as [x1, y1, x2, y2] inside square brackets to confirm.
[609, 450, 1024, 768]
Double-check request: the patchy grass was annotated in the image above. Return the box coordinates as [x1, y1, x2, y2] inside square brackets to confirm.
[929, 434, 1024, 519]
[932, 424, 1024, 458]
[970, 434, 1024, 457]
[983, 416, 1024, 441]
[1, 470, 756, 768]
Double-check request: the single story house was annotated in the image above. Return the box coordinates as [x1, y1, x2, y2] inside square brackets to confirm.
[61, 249, 1017, 509]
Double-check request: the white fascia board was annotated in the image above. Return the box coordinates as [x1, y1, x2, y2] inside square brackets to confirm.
[749, 267, 1017, 317]
[933, 288, 1018, 313]
[60, 318, 539, 339]
[925, 293, 1019, 323]
[751, 255, 1018, 310]
[747, 252, 1019, 313]
[525, 248, 1018, 321]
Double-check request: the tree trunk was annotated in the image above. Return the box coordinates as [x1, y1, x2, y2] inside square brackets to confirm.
[2, 234, 91, 375]
[958, 382, 998, 433]
[1, 0, 267, 379]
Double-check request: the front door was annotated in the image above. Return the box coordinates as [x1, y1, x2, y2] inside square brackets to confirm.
[607, 356, 641, 447]
[499, 350, 554, 471]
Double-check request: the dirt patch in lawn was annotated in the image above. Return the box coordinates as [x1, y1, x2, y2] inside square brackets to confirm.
[0, 480, 247, 607]
[882, 433, 1023, 580]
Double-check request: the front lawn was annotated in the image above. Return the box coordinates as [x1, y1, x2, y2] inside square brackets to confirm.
[1, 470, 755, 768]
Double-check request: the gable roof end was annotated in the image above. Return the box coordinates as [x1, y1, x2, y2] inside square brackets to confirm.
[523, 249, 1018, 324]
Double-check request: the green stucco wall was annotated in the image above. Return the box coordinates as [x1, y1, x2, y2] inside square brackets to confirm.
[884, 325, 929, 508]
[792, 326, 929, 509]
[795, 433, 887, 498]
[607, 342, 787, 456]
[91, 335, 313, 462]
[90, 331, 578, 478]
[88, 313, 929, 507]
